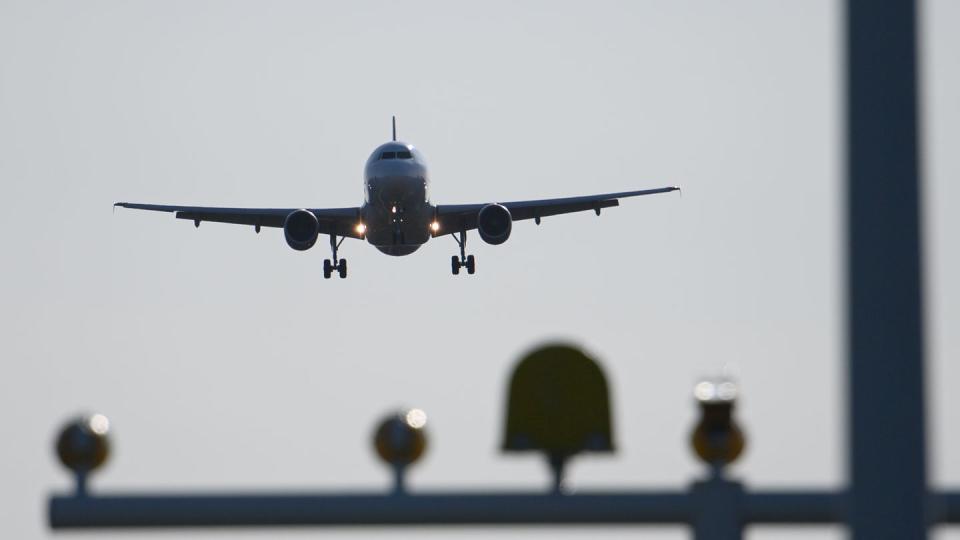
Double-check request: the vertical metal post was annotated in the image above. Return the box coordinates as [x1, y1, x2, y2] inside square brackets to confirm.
[846, 1, 927, 538]
[692, 478, 742, 540]
[392, 464, 407, 495]
[547, 454, 567, 495]
[74, 471, 88, 497]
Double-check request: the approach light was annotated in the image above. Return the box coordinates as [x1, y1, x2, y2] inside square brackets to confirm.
[56, 413, 112, 495]
[503, 344, 614, 493]
[87, 414, 110, 435]
[405, 408, 428, 429]
[373, 409, 428, 466]
[690, 378, 745, 468]
[355, 223, 367, 235]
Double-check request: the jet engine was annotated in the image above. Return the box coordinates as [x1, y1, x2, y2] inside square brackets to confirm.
[283, 209, 319, 251]
[477, 203, 512, 245]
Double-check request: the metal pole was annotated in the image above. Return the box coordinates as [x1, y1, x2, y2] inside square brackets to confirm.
[49, 491, 695, 528]
[392, 463, 406, 495]
[846, 0, 927, 538]
[691, 478, 742, 540]
[50, 487, 899, 529]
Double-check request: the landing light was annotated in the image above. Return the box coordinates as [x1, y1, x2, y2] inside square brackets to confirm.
[405, 408, 427, 429]
[87, 414, 110, 435]
[355, 223, 367, 235]
[429, 221, 440, 233]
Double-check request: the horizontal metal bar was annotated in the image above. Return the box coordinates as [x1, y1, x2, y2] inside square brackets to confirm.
[49, 489, 960, 529]
[50, 492, 693, 528]
[743, 492, 846, 523]
[743, 492, 960, 525]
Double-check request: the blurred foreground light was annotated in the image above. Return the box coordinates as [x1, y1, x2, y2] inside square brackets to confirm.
[374, 409, 428, 494]
[694, 381, 717, 401]
[355, 223, 367, 235]
[503, 343, 613, 493]
[87, 414, 110, 435]
[429, 221, 440, 233]
[691, 378, 745, 470]
[56, 414, 111, 474]
[374, 409, 427, 467]
[56, 413, 111, 494]
[694, 380, 738, 402]
[405, 408, 427, 429]
[717, 381, 738, 401]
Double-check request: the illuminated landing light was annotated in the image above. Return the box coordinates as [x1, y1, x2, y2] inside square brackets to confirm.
[694, 379, 738, 402]
[429, 221, 440, 233]
[355, 223, 367, 235]
[405, 408, 427, 429]
[694, 381, 717, 401]
[87, 414, 110, 435]
[717, 381, 738, 400]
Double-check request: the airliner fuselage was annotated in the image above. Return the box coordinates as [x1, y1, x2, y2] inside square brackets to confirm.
[362, 141, 433, 256]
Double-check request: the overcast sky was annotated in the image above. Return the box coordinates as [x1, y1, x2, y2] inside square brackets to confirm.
[1, 1, 957, 539]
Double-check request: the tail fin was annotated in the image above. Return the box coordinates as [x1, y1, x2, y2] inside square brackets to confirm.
[392, 116, 397, 141]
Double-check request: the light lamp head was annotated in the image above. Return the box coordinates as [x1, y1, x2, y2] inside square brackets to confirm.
[373, 408, 428, 467]
[690, 378, 745, 469]
[56, 413, 111, 475]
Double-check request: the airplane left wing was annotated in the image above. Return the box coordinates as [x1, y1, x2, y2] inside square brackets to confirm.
[433, 186, 680, 234]
[114, 203, 365, 239]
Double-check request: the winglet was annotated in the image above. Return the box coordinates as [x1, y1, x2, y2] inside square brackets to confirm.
[392, 116, 397, 142]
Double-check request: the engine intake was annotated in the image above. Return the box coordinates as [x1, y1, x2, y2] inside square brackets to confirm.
[284, 209, 319, 251]
[477, 203, 512, 245]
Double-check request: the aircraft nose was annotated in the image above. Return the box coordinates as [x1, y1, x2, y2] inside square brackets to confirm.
[371, 176, 422, 206]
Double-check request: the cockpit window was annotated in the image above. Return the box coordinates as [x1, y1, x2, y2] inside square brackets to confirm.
[379, 150, 413, 160]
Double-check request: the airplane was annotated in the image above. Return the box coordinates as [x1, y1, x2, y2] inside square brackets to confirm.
[115, 118, 680, 279]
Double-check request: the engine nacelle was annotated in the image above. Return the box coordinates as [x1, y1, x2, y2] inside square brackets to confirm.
[477, 203, 512, 245]
[283, 209, 319, 251]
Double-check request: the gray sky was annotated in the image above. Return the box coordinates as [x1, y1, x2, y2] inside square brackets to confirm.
[0, 1, 957, 539]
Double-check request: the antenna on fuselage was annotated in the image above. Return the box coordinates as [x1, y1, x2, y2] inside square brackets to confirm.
[392, 116, 397, 141]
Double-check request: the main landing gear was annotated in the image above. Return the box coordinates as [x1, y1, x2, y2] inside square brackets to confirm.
[450, 230, 476, 275]
[324, 234, 347, 279]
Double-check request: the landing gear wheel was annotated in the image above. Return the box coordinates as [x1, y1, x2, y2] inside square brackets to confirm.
[466, 254, 476, 275]
[338, 259, 348, 279]
[451, 255, 460, 275]
[323, 259, 333, 279]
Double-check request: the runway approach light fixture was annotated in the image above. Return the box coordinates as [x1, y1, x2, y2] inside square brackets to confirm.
[502, 344, 614, 493]
[690, 378, 745, 475]
[373, 408, 428, 494]
[56, 414, 111, 495]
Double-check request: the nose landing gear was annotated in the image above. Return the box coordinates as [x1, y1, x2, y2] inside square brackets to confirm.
[450, 230, 476, 275]
[324, 234, 348, 279]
